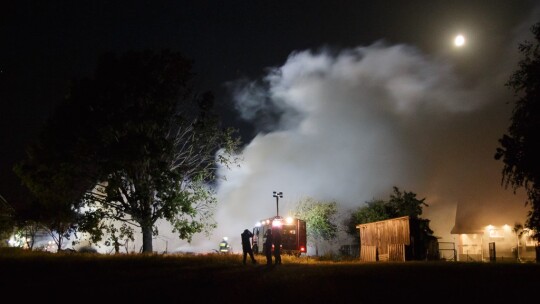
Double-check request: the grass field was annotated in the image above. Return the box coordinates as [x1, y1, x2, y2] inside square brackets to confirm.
[1, 248, 539, 303]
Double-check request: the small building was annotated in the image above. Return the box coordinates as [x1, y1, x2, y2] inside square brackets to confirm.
[451, 223, 538, 262]
[356, 216, 439, 262]
[450, 201, 538, 262]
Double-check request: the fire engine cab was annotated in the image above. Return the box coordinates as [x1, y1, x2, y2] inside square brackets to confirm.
[252, 216, 307, 257]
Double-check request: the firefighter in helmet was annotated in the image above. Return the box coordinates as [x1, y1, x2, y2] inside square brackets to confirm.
[264, 229, 273, 265]
[219, 237, 230, 253]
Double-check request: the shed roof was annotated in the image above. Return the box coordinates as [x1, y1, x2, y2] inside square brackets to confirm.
[355, 215, 410, 229]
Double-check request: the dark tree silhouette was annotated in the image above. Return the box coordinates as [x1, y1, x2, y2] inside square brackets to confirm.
[344, 186, 432, 237]
[15, 50, 240, 253]
[495, 22, 540, 240]
[0, 194, 15, 244]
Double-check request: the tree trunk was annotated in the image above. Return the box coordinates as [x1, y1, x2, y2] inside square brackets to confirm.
[141, 223, 153, 253]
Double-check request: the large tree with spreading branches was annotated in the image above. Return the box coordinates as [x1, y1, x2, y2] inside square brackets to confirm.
[294, 197, 338, 256]
[495, 22, 540, 241]
[344, 186, 433, 238]
[15, 50, 240, 253]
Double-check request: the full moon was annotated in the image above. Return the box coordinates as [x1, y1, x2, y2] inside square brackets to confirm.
[454, 34, 465, 47]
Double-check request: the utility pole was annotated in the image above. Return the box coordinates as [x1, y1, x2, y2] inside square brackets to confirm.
[273, 191, 283, 217]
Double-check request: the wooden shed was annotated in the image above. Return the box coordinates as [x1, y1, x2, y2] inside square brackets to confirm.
[356, 216, 438, 262]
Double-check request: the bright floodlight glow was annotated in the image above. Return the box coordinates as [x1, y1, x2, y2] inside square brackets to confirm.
[286, 217, 293, 224]
[454, 34, 465, 47]
[272, 219, 283, 227]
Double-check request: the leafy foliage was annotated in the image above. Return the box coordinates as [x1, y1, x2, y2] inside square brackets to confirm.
[495, 22, 540, 239]
[0, 195, 15, 245]
[14, 50, 241, 252]
[13, 220, 42, 250]
[344, 186, 431, 237]
[294, 197, 338, 255]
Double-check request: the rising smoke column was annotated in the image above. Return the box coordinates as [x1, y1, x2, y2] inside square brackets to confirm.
[184, 41, 527, 255]
[153, 21, 540, 253]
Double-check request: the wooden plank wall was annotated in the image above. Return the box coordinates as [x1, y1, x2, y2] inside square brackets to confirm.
[357, 216, 410, 261]
[359, 244, 405, 261]
[360, 245, 377, 262]
[388, 243, 406, 261]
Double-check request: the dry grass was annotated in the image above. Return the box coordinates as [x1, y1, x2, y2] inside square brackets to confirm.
[1, 248, 538, 303]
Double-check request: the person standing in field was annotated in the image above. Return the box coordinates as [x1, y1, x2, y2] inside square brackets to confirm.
[273, 229, 282, 265]
[241, 229, 257, 265]
[264, 229, 273, 265]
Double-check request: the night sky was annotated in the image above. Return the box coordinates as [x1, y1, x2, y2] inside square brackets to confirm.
[1, 1, 539, 253]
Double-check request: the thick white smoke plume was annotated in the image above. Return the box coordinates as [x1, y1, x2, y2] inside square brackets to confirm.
[162, 38, 531, 255]
[146, 8, 540, 254]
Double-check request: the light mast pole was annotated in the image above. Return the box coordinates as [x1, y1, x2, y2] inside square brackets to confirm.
[273, 191, 283, 217]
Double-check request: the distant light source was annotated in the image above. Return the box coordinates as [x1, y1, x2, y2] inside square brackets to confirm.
[272, 218, 283, 227]
[454, 34, 465, 47]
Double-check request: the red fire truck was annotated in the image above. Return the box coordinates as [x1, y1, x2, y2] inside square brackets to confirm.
[251, 216, 307, 256]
